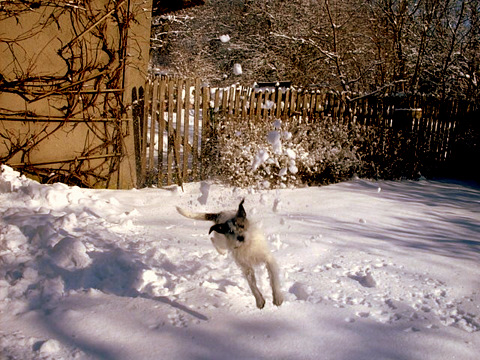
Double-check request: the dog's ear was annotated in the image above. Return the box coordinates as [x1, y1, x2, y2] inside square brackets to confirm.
[209, 222, 230, 235]
[237, 199, 246, 219]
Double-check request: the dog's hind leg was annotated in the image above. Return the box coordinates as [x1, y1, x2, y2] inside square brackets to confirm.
[241, 265, 265, 309]
[266, 257, 283, 306]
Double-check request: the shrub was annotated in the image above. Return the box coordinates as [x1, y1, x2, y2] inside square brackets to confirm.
[207, 115, 366, 188]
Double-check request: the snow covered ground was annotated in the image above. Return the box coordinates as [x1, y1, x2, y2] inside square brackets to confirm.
[1, 164, 479, 360]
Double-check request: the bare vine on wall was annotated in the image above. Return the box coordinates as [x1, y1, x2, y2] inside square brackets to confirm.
[0, 0, 136, 187]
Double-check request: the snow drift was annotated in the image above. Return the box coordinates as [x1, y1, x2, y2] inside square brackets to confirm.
[1, 164, 479, 359]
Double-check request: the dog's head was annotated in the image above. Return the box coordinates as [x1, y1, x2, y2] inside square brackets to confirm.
[209, 199, 248, 243]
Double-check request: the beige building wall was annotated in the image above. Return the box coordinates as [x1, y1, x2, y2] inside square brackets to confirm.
[0, 0, 153, 188]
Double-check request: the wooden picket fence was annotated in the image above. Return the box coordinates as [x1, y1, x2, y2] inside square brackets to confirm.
[131, 76, 476, 187]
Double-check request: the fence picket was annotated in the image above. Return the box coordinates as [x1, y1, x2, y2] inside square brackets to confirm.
[222, 88, 228, 119]
[149, 78, 158, 170]
[200, 83, 209, 179]
[141, 79, 150, 182]
[157, 78, 166, 185]
[193, 78, 201, 178]
[167, 79, 174, 185]
[241, 87, 249, 122]
[175, 79, 183, 185]
[281, 89, 288, 121]
[290, 89, 297, 117]
[248, 90, 255, 121]
[256, 91, 262, 122]
[229, 86, 235, 119]
[183, 79, 190, 181]
[275, 88, 282, 119]
[264, 90, 271, 122]
[302, 90, 309, 121]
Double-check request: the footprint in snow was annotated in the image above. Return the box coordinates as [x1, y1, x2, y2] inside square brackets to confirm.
[288, 282, 310, 301]
[348, 270, 377, 288]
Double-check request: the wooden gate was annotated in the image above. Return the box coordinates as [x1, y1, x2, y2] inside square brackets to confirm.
[132, 77, 210, 187]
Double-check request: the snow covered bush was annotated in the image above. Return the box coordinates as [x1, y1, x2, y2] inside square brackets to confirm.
[207, 115, 365, 188]
[206, 117, 297, 188]
[293, 119, 364, 185]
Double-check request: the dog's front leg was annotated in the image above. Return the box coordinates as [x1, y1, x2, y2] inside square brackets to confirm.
[241, 265, 265, 309]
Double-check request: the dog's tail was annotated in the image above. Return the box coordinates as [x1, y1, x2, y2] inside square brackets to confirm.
[176, 206, 218, 222]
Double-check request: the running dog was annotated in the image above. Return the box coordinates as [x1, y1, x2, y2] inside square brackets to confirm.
[176, 199, 283, 309]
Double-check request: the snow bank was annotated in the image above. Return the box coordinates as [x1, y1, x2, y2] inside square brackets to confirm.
[0, 165, 140, 315]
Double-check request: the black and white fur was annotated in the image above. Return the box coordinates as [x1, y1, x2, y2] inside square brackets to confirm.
[176, 199, 283, 309]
